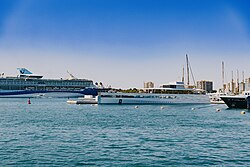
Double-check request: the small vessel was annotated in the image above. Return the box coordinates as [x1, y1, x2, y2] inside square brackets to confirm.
[220, 91, 250, 109]
[67, 95, 98, 104]
[208, 92, 226, 104]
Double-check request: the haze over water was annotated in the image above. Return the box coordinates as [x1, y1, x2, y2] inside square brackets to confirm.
[1, 98, 250, 166]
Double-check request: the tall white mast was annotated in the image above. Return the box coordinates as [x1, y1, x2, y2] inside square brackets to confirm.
[182, 65, 184, 83]
[231, 71, 234, 93]
[222, 61, 224, 89]
[186, 54, 189, 86]
[242, 71, 245, 92]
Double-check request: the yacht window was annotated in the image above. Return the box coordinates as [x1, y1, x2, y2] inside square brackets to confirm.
[170, 85, 176, 88]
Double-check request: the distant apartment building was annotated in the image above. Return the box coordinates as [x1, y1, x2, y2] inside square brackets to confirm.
[225, 80, 242, 94]
[144, 81, 154, 88]
[196, 80, 213, 93]
[222, 78, 246, 95]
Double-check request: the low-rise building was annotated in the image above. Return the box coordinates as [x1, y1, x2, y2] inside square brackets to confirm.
[196, 80, 213, 93]
[144, 81, 154, 88]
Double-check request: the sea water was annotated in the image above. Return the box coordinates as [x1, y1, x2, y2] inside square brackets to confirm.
[1, 98, 250, 166]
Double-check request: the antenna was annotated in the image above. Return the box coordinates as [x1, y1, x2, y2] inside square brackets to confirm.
[67, 70, 78, 80]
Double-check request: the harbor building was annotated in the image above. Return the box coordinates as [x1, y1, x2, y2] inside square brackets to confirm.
[225, 78, 249, 94]
[196, 80, 213, 93]
[144, 81, 154, 88]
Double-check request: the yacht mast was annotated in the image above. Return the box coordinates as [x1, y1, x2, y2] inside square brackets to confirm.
[242, 71, 245, 92]
[222, 61, 224, 89]
[186, 54, 189, 86]
[242, 71, 245, 83]
[231, 71, 234, 93]
[189, 61, 196, 87]
[182, 65, 184, 83]
[237, 69, 239, 94]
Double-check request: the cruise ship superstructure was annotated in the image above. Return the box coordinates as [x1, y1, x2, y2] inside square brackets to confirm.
[0, 68, 97, 98]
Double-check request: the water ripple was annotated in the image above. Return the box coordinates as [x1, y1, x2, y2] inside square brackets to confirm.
[1, 99, 250, 166]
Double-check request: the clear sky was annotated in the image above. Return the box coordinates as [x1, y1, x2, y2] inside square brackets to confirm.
[0, 0, 250, 89]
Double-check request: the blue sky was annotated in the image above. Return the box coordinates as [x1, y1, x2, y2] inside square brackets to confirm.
[0, 0, 250, 89]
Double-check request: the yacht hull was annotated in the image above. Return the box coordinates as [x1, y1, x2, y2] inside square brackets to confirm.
[220, 96, 247, 109]
[98, 93, 210, 105]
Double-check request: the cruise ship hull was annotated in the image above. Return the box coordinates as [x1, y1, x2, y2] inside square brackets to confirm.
[0, 89, 98, 98]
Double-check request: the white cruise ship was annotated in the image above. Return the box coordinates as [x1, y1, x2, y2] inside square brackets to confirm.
[0, 68, 98, 98]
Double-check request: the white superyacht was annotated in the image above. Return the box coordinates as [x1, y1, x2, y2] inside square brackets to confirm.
[97, 82, 209, 105]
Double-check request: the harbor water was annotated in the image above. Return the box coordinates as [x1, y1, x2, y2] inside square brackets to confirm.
[1, 98, 250, 166]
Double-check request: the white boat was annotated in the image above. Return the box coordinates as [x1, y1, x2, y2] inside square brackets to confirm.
[67, 95, 98, 104]
[208, 92, 226, 104]
[66, 81, 210, 105]
[97, 92, 209, 105]
[67, 81, 210, 105]
[97, 81, 209, 105]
